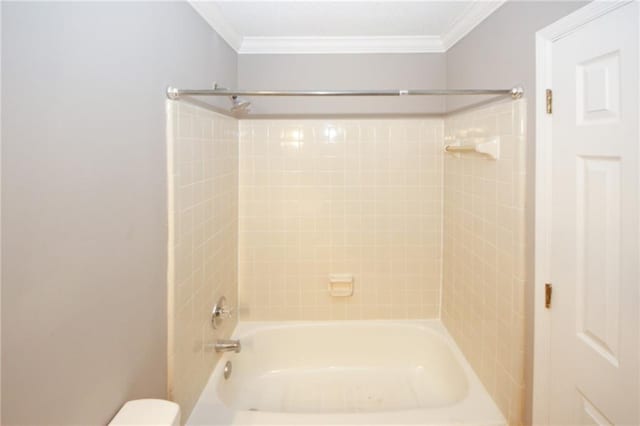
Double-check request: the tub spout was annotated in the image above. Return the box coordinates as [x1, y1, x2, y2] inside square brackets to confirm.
[215, 339, 241, 353]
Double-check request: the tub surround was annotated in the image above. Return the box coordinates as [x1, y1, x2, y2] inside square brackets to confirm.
[169, 99, 526, 425]
[442, 100, 527, 424]
[238, 119, 444, 320]
[167, 101, 239, 418]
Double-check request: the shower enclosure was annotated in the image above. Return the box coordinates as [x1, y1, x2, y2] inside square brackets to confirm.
[166, 85, 527, 425]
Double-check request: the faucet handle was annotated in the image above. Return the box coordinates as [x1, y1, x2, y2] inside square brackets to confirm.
[211, 296, 233, 328]
[218, 306, 234, 319]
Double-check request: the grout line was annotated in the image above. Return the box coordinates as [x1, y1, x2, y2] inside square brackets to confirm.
[438, 120, 445, 321]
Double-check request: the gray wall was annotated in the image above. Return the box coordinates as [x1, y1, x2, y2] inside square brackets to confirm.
[446, 2, 586, 424]
[446, 0, 586, 112]
[1, 2, 236, 425]
[238, 53, 446, 115]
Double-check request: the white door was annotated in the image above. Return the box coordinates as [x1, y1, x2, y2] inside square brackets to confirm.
[536, 1, 639, 425]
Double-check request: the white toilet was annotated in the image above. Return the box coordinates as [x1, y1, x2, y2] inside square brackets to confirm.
[109, 399, 180, 426]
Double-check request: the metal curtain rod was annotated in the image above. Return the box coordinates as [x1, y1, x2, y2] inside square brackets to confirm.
[166, 86, 524, 100]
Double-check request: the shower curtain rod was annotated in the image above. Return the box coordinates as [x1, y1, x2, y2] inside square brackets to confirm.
[166, 86, 524, 100]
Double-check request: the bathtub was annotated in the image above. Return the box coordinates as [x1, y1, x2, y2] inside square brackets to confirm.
[187, 321, 505, 425]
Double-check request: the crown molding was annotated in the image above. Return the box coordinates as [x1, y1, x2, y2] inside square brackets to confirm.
[239, 36, 445, 54]
[188, 1, 243, 51]
[189, 0, 506, 55]
[440, 0, 507, 50]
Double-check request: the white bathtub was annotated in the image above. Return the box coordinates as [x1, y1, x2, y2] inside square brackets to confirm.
[187, 321, 505, 425]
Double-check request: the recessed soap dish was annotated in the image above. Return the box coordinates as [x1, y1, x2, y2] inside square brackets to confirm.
[328, 274, 354, 297]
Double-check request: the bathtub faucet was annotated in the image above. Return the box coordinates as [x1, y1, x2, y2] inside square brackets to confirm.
[214, 339, 241, 353]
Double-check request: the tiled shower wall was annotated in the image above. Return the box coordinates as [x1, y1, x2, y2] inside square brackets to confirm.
[238, 119, 443, 320]
[166, 102, 238, 419]
[167, 102, 525, 424]
[441, 100, 527, 425]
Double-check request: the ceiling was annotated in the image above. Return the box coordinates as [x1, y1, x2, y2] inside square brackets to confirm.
[189, 1, 506, 54]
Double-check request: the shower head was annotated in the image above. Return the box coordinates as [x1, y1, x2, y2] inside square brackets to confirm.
[230, 96, 251, 114]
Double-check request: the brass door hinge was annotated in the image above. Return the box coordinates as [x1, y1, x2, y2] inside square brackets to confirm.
[546, 89, 553, 114]
[545, 283, 553, 309]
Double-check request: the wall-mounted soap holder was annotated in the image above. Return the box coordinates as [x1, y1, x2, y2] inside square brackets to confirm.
[328, 274, 354, 297]
[444, 137, 500, 160]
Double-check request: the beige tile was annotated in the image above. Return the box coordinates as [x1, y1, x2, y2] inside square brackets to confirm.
[167, 101, 239, 421]
[442, 99, 527, 426]
[170, 102, 526, 425]
[239, 119, 443, 321]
